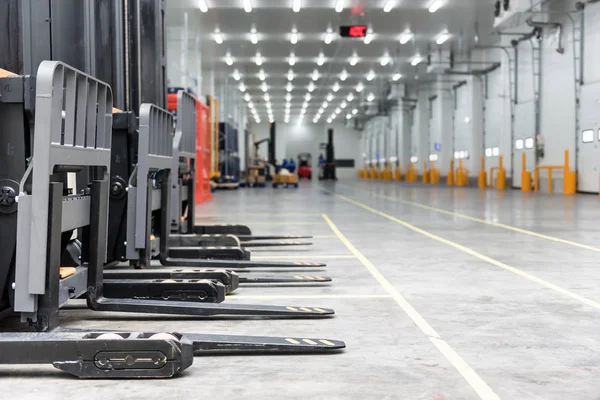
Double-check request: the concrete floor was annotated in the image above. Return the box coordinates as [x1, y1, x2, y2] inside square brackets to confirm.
[3, 179, 600, 399]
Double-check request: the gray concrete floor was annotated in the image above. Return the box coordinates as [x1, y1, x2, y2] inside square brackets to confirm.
[3, 180, 600, 399]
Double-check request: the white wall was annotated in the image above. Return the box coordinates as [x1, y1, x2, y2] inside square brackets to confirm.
[250, 122, 362, 179]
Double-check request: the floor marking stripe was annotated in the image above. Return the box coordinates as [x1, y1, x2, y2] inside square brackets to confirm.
[332, 192, 600, 311]
[251, 254, 357, 260]
[322, 213, 499, 400]
[350, 185, 600, 253]
[227, 294, 392, 300]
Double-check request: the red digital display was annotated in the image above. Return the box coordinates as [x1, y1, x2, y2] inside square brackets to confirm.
[339, 25, 367, 38]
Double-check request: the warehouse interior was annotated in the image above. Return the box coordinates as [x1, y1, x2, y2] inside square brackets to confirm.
[1, 0, 600, 399]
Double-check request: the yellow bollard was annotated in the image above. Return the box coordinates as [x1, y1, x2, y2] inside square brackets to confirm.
[478, 156, 487, 189]
[563, 149, 576, 194]
[422, 162, 430, 184]
[394, 163, 402, 181]
[447, 160, 455, 186]
[496, 155, 506, 190]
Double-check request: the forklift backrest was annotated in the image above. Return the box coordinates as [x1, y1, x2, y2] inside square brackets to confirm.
[14, 60, 113, 314]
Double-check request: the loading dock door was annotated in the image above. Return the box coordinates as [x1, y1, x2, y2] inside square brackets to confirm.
[513, 101, 536, 188]
[577, 81, 600, 193]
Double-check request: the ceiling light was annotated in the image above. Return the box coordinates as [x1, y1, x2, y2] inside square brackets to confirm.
[233, 69, 241, 81]
[312, 69, 320, 81]
[429, 0, 443, 13]
[335, 107, 341, 114]
[393, 73, 402, 81]
[318, 107, 324, 113]
[285, 116, 290, 123]
[250, 25, 258, 44]
[269, 117, 274, 123]
[302, 102, 308, 110]
[290, 26, 298, 44]
[346, 114, 352, 120]
[322, 101, 329, 108]
[248, 101, 254, 108]
[317, 52, 326, 66]
[288, 69, 295, 81]
[341, 101, 347, 109]
[258, 69, 266, 81]
[266, 102, 272, 109]
[380, 51, 391, 66]
[325, 25, 334, 44]
[305, 93, 311, 101]
[364, 28, 373, 44]
[261, 82, 268, 92]
[347, 93, 354, 101]
[297, 116, 304, 125]
[308, 82, 315, 92]
[264, 93, 270, 101]
[383, 0, 395, 12]
[197, 0, 208, 12]
[356, 82, 364, 92]
[352, 108, 358, 115]
[213, 28, 223, 44]
[255, 52, 263, 66]
[313, 118, 319, 123]
[327, 118, 332, 124]
[349, 51, 358, 66]
[327, 93, 333, 102]
[436, 30, 450, 45]
[243, 0, 252, 13]
[411, 54, 423, 66]
[286, 82, 293, 92]
[340, 69, 348, 81]
[286, 93, 292, 101]
[289, 52, 296, 66]
[244, 93, 251, 102]
[286, 102, 291, 108]
[333, 82, 340, 92]
[225, 51, 234, 66]
[367, 93, 375, 102]
[255, 117, 261, 123]
[366, 70, 375, 81]
[335, 0, 344, 12]
[399, 29, 414, 44]
[293, 0, 301, 12]
[238, 82, 246, 92]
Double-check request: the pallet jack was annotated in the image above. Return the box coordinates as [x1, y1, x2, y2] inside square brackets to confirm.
[0, 62, 344, 378]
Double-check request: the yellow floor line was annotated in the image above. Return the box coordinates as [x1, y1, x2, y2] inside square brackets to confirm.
[332, 192, 600, 311]
[322, 213, 500, 400]
[251, 254, 357, 260]
[215, 221, 324, 225]
[227, 294, 392, 300]
[349, 184, 600, 253]
[195, 213, 324, 217]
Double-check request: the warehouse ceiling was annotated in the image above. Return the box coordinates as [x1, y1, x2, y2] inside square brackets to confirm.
[165, 0, 495, 124]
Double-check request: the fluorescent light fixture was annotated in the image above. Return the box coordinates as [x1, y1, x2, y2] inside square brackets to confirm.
[318, 107, 324, 113]
[327, 118, 332, 124]
[255, 52, 263, 66]
[261, 82, 268, 92]
[436, 30, 450, 45]
[286, 102, 291, 108]
[367, 93, 375, 102]
[366, 70, 375, 81]
[250, 26, 258, 44]
[264, 93, 270, 101]
[293, 0, 301, 12]
[347, 92, 354, 101]
[213, 28, 223, 44]
[305, 93, 311, 101]
[392, 73, 402, 81]
[340, 69, 348, 81]
[325, 25, 334, 44]
[410, 54, 423, 66]
[352, 108, 358, 115]
[243, 0, 252, 13]
[238, 82, 246, 92]
[290, 26, 298, 44]
[317, 52, 326, 66]
[429, 0, 443, 13]
[286, 93, 292, 101]
[308, 82, 315, 92]
[258, 69, 266, 81]
[244, 93, 251, 102]
[335, 0, 344, 12]
[383, 0, 395, 12]
[248, 101, 254, 108]
[399, 30, 414, 44]
[341, 101, 347, 109]
[312, 69, 320, 81]
[380, 51, 391, 66]
[255, 117, 261, 123]
[289, 52, 296, 66]
[286, 82, 293, 92]
[333, 82, 340, 92]
[233, 69, 241, 81]
[335, 107, 341, 114]
[225, 51, 234, 66]
[322, 101, 329, 108]
[364, 28, 373, 44]
[346, 114, 352, 119]
[301, 105, 307, 112]
[326, 93, 333, 102]
[266, 102, 272, 109]
[349, 51, 359, 66]
[287, 69, 295, 81]
[197, 0, 208, 12]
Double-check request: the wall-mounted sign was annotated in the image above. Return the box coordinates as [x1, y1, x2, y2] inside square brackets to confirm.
[339, 25, 368, 38]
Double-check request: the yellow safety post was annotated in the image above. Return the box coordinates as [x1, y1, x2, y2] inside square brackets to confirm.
[422, 162, 430, 184]
[521, 153, 532, 192]
[447, 160, 455, 186]
[534, 149, 576, 194]
[405, 162, 418, 183]
[429, 161, 440, 184]
[456, 159, 469, 186]
[488, 155, 506, 190]
[478, 156, 487, 189]
[382, 162, 393, 180]
[564, 150, 576, 194]
[394, 162, 402, 181]
[369, 165, 377, 179]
